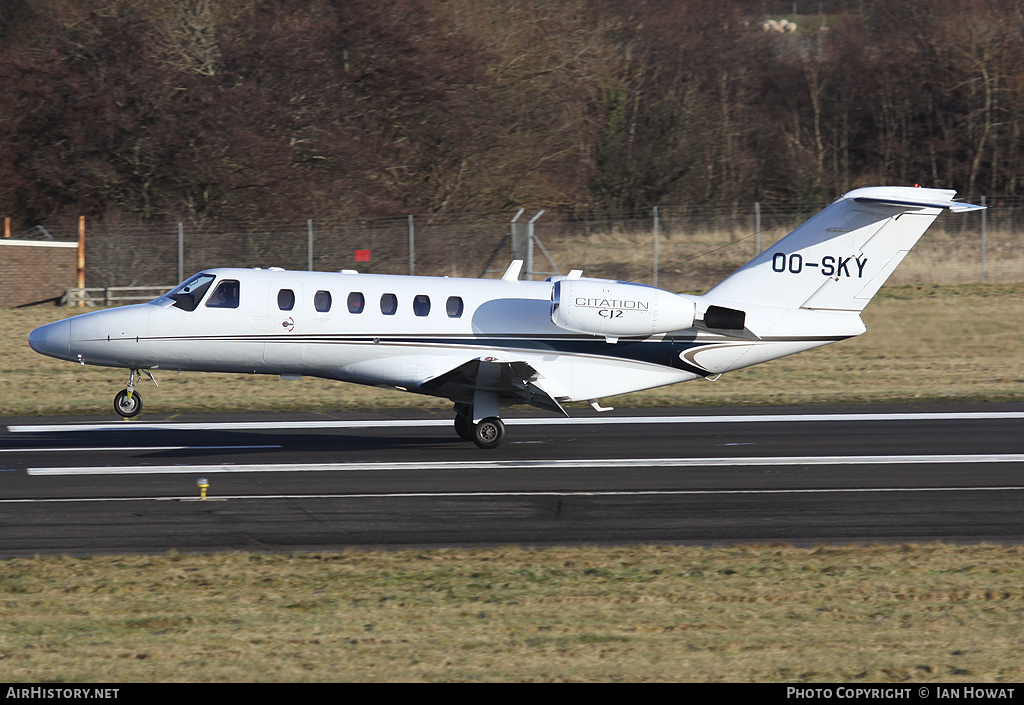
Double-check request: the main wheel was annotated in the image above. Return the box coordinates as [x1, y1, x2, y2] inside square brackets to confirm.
[472, 417, 505, 449]
[114, 389, 143, 418]
[454, 412, 475, 442]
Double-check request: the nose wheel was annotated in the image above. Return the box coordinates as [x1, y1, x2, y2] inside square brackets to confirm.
[113, 368, 156, 418]
[114, 389, 143, 418]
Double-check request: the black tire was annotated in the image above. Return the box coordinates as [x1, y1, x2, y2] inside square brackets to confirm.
[472, 417, 505, 449]
[114, 389, 143, 418]
[454, 412, 475, 442]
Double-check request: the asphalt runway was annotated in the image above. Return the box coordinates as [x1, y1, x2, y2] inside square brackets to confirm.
[1, 403, 1023, 557]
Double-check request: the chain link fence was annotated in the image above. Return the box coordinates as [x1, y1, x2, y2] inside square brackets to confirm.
[22, 196, 1024, 295]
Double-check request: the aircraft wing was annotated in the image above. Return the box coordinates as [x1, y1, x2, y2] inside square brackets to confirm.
[418, 359, 569, 416]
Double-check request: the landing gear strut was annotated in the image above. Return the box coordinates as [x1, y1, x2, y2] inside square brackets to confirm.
[114, 368, 155, 419]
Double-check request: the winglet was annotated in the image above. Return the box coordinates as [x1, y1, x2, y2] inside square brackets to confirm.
[501, 260, 523, 281]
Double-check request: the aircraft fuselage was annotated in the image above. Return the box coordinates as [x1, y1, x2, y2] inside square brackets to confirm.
[31, 268, 734, 403]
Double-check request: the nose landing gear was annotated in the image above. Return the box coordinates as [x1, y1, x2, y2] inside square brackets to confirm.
[114, 368, 157, 419]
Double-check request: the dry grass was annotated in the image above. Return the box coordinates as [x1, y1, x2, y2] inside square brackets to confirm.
[3, 283, 1023, 416]
[618, 282, 1024, 407]
[539, 224, 1023, 293]
[1, 544, 1022, 682]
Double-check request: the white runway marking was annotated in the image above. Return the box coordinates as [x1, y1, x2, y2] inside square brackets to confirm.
[2, 485, 1023, 504]
[8, 410, 1024, 434]
[26, 454, 1024, 476]
[0, 445, 281, 454]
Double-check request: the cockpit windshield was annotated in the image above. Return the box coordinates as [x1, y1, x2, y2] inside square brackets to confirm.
[168, 273, 216, 311]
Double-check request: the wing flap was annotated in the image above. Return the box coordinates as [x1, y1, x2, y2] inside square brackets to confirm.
[419, 358, 569, 416]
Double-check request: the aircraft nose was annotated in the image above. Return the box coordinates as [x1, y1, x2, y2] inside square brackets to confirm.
[28, 319, 72, 360]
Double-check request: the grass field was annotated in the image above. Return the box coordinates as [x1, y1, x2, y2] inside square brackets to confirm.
[539, 222, 1023, 294]
[1, 545, 1022, 682]
[2, 285, 1022, 682]
[4, 283, 1023, 416]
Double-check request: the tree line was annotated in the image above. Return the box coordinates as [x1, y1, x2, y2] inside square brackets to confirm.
[1, 0, 1022, 230]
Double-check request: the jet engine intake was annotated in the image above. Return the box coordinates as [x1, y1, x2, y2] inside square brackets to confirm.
[550, 279, 695, 338]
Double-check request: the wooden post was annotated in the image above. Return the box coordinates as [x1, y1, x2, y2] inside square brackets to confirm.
[77, 216, 86, 307]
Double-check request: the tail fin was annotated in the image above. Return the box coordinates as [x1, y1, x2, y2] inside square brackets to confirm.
[704, 187, 984, 312]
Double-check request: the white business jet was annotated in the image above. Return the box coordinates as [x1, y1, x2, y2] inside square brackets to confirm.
[29, 186, 983, 448]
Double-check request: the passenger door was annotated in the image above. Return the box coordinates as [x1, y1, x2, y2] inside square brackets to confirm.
[263, 281, 304, 367]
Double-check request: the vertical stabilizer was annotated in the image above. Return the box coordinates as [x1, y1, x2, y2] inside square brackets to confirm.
[703, 187, 983, 312]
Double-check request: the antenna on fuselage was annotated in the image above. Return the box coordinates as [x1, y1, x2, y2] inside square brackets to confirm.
[501, 260, 523, 281]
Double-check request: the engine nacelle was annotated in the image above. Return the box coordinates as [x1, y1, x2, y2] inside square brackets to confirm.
[550, 279, 696, 339]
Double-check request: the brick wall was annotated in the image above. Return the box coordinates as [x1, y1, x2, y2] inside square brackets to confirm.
[0, 240, 78, 307]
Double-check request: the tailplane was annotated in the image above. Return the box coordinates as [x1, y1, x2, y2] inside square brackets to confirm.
[703, 187, 984, 312]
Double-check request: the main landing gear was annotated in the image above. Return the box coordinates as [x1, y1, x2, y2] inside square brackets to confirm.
[114, 369, 156, 419]
[454, 403, 506, 449]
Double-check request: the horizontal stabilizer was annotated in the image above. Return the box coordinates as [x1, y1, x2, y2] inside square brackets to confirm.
[853, 196, 986, 213]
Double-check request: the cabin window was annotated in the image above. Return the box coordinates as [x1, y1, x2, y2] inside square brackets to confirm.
[277, 289, 295, 311]
[314, 290, 332, 313]
[380, 293, 398, 315]
[413, 294, 430, 317]
[170, 273, 215, 312]
[446, 296, 464, 318]
[348, 291, 364, 314]
[206, 280, 240, 309]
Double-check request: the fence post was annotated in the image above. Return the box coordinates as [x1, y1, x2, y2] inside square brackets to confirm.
[526, 210, 545, 281]
[653, 205, 659, 288]
[177, 222, 184, 283]
[980, 195, 987, 282]
[510, 208, 525, 261]
[754, 201, 761, 255]
[408, 214, 415, 276]
[77, 216, 86, 307]
[308, 219, 314, 272]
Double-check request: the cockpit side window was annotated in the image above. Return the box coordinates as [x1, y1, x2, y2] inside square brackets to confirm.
[206, 280, 240, 309]
[170, 274, 215, 312]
